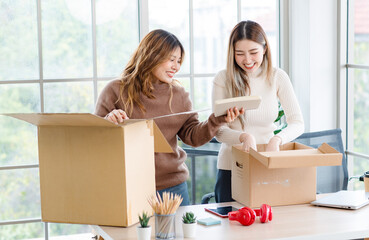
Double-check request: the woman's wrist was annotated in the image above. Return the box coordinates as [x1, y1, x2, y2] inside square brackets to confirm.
[271, 135, 282, 145]
[239, 133, 247, 143]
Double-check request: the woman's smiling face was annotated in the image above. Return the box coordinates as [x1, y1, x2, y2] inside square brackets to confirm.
[234, 39, 265, 73]
[152, 47, 182, 84]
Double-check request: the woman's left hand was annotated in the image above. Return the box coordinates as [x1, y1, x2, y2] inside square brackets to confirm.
[224, 107, 244, 123]
[266, 136, 282, 151]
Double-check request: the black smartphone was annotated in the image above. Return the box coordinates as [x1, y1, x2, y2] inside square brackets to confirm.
[204, 206, 238, 218]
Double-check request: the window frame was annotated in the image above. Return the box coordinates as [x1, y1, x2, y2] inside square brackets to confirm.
[0, 0, 281, 238]
[338, 0, 369, 186]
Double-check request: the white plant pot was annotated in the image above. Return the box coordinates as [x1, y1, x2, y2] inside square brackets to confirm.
[137, 225, 152, 240]
[182, 222, 197, 238]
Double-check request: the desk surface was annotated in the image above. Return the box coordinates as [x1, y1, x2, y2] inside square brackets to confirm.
[92, 200, 369, 240]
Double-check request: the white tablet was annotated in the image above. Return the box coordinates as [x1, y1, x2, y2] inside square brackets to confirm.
[213, 96, 261, 117]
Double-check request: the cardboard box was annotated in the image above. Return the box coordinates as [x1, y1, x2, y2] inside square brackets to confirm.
[232, 142, 342, 207]
[5, 113, 173, 227]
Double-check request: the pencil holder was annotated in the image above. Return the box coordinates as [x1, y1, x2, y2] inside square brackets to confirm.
[155, 213, 176, 240]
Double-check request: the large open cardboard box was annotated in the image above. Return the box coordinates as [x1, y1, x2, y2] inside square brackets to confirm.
[6, 113, 173, 227]
[232, 142, 342, 207]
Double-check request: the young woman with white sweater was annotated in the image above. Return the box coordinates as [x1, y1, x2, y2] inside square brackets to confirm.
[212, 21, 305, 203]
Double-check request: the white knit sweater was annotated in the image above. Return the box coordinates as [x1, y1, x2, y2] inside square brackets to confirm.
[212, 68, 304, 170]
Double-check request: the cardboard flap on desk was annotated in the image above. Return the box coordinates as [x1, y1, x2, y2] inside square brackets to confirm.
[248, 142, 342, 169]
[5, 113, 117, 127]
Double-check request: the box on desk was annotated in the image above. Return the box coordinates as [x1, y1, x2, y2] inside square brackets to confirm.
[232, 142, 342, 207]
[6, 113, 173, 227]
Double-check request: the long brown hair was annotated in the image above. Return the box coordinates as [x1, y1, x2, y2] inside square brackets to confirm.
[226, 20, 273, 128]
[119, 29, 185, 115]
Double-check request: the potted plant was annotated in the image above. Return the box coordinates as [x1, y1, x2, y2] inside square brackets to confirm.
[182, 211, 197, 238]
[137, 211, 151, 240]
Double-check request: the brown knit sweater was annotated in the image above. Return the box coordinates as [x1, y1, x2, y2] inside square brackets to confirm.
[95, 79, 226, 190]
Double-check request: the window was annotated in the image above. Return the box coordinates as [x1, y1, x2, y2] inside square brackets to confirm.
[0, 0, 279, 238]
[0, 0, 138, 239]
[148, 0, 278, 203]
[345, 0, 369, 190]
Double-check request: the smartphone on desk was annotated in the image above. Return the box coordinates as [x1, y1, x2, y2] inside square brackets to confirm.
[205, 206, 238, 218]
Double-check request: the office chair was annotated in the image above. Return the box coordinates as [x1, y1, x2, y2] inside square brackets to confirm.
[293, 128, 348, 193]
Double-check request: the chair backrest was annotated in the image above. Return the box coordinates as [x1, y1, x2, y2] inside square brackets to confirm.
[181, 138, 220, 156]
[293, 129, 348, 193]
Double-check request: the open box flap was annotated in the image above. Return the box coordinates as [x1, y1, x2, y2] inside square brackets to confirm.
[152, 121, 173, 153]
[249, 143, 342, 169]
[318, 142, 341, 154]
[120, 119, 173, 153]
[4, 113, 118, 127]
[5, 113, 174, 153]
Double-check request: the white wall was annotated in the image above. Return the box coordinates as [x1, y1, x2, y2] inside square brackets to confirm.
[289, 0, 338, 132]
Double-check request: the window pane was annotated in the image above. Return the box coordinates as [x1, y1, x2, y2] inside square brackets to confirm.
[352, 68, 369, 157]
[0, 1, 39, 80]
[241, 0, 278, 66]
[186, 154, 217, 204]
[352, 157, 369, 191]
[148, 0, 190, 74]
[194, 77, 213, 121]
[0, 169, 41, 221]
[0, 222, 44, 240]
[0, 84, 40, 113]
[49, 223, 92, 239]
[96, 0, 139, 78]
[44, 82, 94, 113]
[97, 80, 109, 97]
[351, 67, 369, 191]
[0, 116, 38, 166]
[353, 0, 369, 65]
[193, 0, 238, 74]
[42, 0, 92, 79]
[177, 78, 190, 94]
[0, 84, 39, 166]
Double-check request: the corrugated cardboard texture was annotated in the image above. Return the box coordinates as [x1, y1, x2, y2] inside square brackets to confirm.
[232, 146, 251, 206]
[232, 142, 342, 207]
[121, 119, 172, 153]
[123, 120, 156, 226]
[39, 126, 128, 226]
[5, 114, 165, 227]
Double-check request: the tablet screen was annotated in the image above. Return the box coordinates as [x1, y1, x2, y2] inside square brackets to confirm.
[205, 206, 239, 218]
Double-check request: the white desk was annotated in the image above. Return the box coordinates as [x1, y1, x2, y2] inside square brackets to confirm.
[92, 201, 369, 240]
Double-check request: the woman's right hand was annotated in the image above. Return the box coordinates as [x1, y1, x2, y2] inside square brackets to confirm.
[105, 109, 129, 124]
[239, 133, 256, 152]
